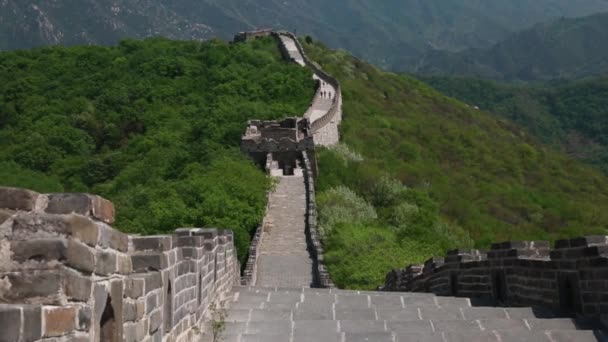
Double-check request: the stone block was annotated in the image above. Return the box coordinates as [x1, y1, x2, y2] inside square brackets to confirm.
[175, 228, 202, 237]
[77, 306, 91, 331]
[177, 236, 204, 248]
[149, 309, 162, 334]
[132, 236, 173, 252]
[571, 236, 608, 248]
[0, 187, 39, 212]
[117, 254, 133, 274]
[66, 239, 96, 273]
[98, 224, 128, 252]
[5, 272, 62, 303]
[65, 215, 99, 247]
[43, 306, 77, 337]
[123, 301, 137, 322]
[132, 253, 168, 272]
[0, 209, 14, 225]
[22, 305, 42, 341]
[125, 278, 145, 299]
[93, 284, 108, 321]
[45, 193, 115, 224]
[109, 280, 124, 339]
[147, 293, 158, 314]
[195, 229, 218, 239]
[491, 240, 550, 250]
[144, 272, 163, 293]
[95, 250, 117, 276]
[63, 270, 92, 302]
[0, 305, 23, 342]
[10, 239, 67, 263]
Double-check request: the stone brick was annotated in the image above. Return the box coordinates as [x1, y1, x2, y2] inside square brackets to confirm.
[77, 306, 91, 331]
[109, 280, 124, 339]
[124, 301, 137, 322]
[6, 272, 62, 303]
[93, 284, 108, 321]
[98, 224, 128, 252]
[10, 239, 67, 263]
[63, 270, 92, 302]
[571, 236, 608, 248]
[95, 250, 117, 276]
[117, 254, 133, 274]
[65, 215, 99, 247]
[22, 305, 42, 342]
[0, 209, 14, 225]
[132, 254, 168, 272]
[147, 293, 158, 314]
[125, 278, 145, 299]
[0, 187, 39, 212]
[90, 195, 115, 224]
[177, 236, 203, 248]
[45, 193, 90, 215]
[0, 305, 22, 342]
[66, 239, 96, 273]
[196, 229, 218, 239]
[43, 306, 77, 337]
[45, 193, 114, 224]
[149, 309, 162, 334]
[132, 236, 173, 252]
[144, 272, 163, 293]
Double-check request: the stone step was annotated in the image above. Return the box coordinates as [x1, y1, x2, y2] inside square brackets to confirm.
[222, 318, 583, 332]
[226, 302, 562, 321]
[214, 330, 607, 342]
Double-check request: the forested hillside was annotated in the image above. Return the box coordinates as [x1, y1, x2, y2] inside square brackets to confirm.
[3, 0, 608, 72]
[0, 37, 315, 263]
[423, 76, 608, 174]
[303, 39, 608, 289]
[417, 12, 608, 81]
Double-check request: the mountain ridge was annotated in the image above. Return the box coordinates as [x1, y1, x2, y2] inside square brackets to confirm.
[3, 0, 608, 73]
[416, 12, 608, 80]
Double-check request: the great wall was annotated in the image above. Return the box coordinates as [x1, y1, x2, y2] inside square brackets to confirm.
[0, 31, 607, 342]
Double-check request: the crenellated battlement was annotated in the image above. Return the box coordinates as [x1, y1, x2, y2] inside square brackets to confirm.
[382, 236, 608, 320]
[0, 187, 240, 342]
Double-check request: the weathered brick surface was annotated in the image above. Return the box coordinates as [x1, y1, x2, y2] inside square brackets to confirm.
[0, 187, 39, 211]
[0, 189, 240, 342]
[382, 235, 608, 321]
[43, 306, 77, 337]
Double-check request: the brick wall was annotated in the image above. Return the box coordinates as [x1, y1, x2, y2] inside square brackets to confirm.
[0, 187, 240, 342]
[382, 237, 608, 321]
[302, 152, 334, 288]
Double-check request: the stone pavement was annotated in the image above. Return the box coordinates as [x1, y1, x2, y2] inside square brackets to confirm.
[256, 175, 315, 288]
[218, 287, 607, 342]
[279, 35, 305, 66]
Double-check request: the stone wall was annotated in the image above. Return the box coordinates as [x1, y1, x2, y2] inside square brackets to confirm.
[302, 152, 334, 288]
[275, 32, 342, 146]
[0, 187, 239, 342]
[382, 237, 608, 321]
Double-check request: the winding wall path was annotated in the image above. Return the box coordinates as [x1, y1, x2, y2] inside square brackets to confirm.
[250, 33, 342, 288]
[278, 33, 342, 147]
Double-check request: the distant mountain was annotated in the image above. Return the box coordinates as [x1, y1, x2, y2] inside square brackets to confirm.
[416, 12, 608, 81]
[2, 0, 608, 71]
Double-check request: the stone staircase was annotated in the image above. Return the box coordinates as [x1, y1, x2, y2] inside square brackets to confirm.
[255, 174, 315, 288]
[216, 286, 606, 342]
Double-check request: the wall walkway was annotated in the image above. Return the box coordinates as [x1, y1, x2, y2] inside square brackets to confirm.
[255, 175, 315, 288]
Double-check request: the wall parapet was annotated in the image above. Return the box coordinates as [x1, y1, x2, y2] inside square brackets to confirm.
[381, 237, 608, 320]
[0, 186, 240, 342]
[302, 152, 334, 288]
